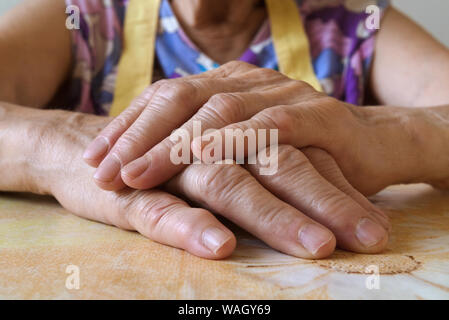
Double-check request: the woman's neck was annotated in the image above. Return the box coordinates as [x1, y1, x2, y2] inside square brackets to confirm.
[171, 0, 266, 63]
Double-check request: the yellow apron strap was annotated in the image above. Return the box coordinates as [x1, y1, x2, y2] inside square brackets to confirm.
[265, 0, 322, 92]
[110, 0, 321, 116]
[109, 0, 161, 117]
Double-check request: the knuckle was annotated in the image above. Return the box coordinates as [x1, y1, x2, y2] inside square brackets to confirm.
[277, 145, 307, 167]
[302, 147, 335, 172]
[129, 87, 154, 109]
[155, 80, 196, 105]
[277, 144, 299, 158]
[257, 107, 295, 136]
[317, 96, 337, 107]
[174, 209, 207, 238]
[311, 190, 342, 212]
[111, 134, 140, 159]
[317, 97, 350, 122]
[109, 114, 130, 132]
[272, 146, 310, 180]
[305, 181, 357, 224]
[201, 93, 245, 124]
[209, 93, 242, 110]
[301, 146, 324, 159]
[247, 67, 281, 80]
[195, 164, 248, 203]
[110, 132, 149, 162]
[113, 190, 142, 229]
[255, 206, 292, 236]
[196, 165, 231, 195]
[135, 195, 186, 236]
[291, 79, 314, 91]
[153, 78, 171, 89]
[223, 60, 246, 68]
[280, 80, 318, 99]
[221, 60, 253, 73]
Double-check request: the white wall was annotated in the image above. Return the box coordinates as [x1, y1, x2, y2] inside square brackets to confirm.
[0, 0, 22, 15]
[0, 0, 448, 47]
[393, 0, 449, 47]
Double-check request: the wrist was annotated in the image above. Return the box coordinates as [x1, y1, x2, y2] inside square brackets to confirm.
[0, 103, 86, 195]
[370, 106, 449, 187]
[0, 102, 51, 194]
[38, 110, 112, 197]
[353, 106, 442, 189]
[414, 106, 449, 187]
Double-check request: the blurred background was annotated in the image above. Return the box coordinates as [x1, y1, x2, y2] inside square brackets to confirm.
[0, 0, 448, 47]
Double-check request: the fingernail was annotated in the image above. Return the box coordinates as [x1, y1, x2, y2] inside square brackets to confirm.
[94, 155, 121, 182]
[83, 136, 110, 160]
[298, 224, 333, 255]
[202, 227, 231, 254]
[122, 157, 149, 179]
[356, 218, 386, 248]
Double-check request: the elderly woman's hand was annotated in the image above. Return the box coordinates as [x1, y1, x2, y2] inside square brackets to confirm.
[0, 104, 390, 259]
[84, 61, 449, 195]
[80, 61, 408, 256]
[192, 93, 449, 195]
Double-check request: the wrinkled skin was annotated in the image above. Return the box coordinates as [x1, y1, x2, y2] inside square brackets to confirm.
[87, 62, 449, 196]
[1, 1, 449, 261]
[82, 61, 449, 260]
[1, 102, 393, 259]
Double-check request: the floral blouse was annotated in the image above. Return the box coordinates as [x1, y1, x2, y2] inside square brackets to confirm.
[65, 0, 390, 115]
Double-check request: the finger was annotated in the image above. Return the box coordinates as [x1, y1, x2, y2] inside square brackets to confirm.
[301, 147, 391, 232]
[246, 145, 389, 254]
[122, 90, 292, 189]
[81, 65, 230, 168]
[83, 84, 160, 167]
[93, 77, 251, 190]
[191, 102, 348, 162]
[166, 163, 336, 259]
[121, 189, 236, 259]
[94, 63, 305, 190]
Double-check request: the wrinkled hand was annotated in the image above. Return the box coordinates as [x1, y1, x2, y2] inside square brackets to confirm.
[78, 59, 395, 255]
[32, 112, 389, 259]
[84, 61, 436, 196]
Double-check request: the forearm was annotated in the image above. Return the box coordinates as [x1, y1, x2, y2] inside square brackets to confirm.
[0, 0, 72, 107]
[372, 8, 449, 108]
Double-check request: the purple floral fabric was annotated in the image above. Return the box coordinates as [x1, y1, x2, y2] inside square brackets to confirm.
[65, 0, 389, 115]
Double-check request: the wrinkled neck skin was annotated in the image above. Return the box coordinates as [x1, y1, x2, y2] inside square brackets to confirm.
[171, 0, 266, 63]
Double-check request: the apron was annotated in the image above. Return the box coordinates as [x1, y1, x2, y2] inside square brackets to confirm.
[110, 0, 321, 116]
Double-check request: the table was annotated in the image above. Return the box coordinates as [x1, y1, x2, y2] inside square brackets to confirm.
[1, 184, 448, 299]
